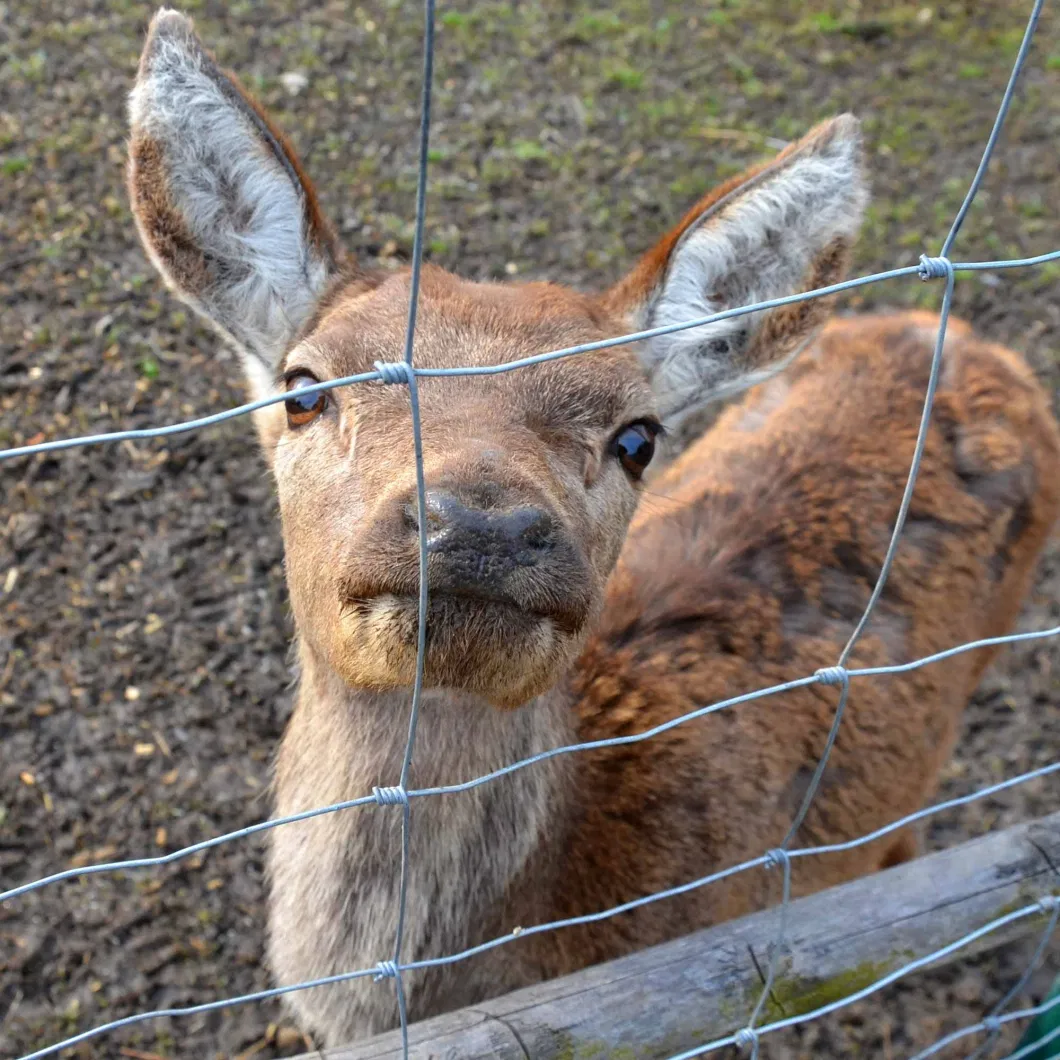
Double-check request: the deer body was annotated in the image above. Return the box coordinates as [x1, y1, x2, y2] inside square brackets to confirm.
[268, 311, 1060, 1041]
[126, 11, 1060, 1048]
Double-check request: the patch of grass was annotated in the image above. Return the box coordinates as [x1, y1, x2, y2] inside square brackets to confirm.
[2, 50, 48, 83]
[959, 63, 987, 79]
[1035, 261, 1060, 285]
[604, 64, 644, 90]
[574, 11, 623, 37]
[1018, 198, 1048, 220]
[2, 155, 30, 176]
[669, 173, 710, 200]
[803, 12, 844, 33]
[511, 139, 549, 161]
[995, 26, 1026, 57]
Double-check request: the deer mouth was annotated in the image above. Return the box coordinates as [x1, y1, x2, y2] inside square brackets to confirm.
[334, 540, 596, 702]
[335, 589, 589, 706]
[339, 544, 595, 640]
[333, 557, 596, 704]
[341, 588, 588, 640]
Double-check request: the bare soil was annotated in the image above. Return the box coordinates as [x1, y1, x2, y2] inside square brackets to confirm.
[1, 1, 1059, 1058]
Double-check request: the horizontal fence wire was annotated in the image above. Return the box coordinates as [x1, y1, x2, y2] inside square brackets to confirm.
[3, 625, 1058, 907]
[666, 899, 1060, 1060]
[3, 0, 1059, 1057]
[6, 253, 1060, 466]
[961, 901, 1060, 1060]
[911, 903, 1060, 1060]
[9, 758, 1059, 1060]
[909, 991, 1060, 1060]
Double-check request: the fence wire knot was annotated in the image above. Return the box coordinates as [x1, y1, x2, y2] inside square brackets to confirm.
[735, 1027, 759, 1051]
[763, 848, 790, 872]
[373, 785, 410, 807]
[983, 1015, 1003, 1035]
[814, 665, 849, 687]
[374, 960, 400, 982]
[374, 360, 416, 385]
[918, 254, 954, 281]
[1038, 894, 1058, 913]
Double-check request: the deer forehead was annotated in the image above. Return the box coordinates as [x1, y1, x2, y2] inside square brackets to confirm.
[285, 266, 656, 433]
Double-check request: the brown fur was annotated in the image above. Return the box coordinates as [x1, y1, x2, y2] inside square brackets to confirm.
[123, 13, 1060, 1046]
[533, 310, 1060, 970]
[265, 305, 1059, 1043]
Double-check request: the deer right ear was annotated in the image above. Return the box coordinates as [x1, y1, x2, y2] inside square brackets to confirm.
[604, 116, 867, 432]
[127, 9, 340, 399]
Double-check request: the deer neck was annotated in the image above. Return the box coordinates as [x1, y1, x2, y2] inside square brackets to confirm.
[268, 639, 578, 1032]
[284, 636, 578, 813]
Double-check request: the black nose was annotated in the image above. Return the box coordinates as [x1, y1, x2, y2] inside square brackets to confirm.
[406, 489, 555, 580]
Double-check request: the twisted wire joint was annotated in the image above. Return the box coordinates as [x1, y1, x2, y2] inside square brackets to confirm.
[814, 666, 849, 687]
[374, 361, 416, 385]
[735, 1027, 759, 1051]
[918, 254, 954, 281]
[764, 848, 790, 871]
[373, 785, 410, 807]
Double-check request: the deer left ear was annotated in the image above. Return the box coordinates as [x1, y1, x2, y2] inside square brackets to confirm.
[604, 115, 867, 429]
[127, 8, 341, 400]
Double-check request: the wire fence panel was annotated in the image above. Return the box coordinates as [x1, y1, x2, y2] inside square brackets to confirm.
[2, 0, 1059, 1058]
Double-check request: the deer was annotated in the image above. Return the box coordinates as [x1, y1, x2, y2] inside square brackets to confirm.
[124, 9, 1060, 1049]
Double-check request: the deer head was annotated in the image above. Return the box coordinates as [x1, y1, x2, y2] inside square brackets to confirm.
[127, 9, 867, 708]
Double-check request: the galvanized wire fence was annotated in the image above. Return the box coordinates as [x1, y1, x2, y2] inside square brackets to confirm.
[3, 0, 1060, 1057]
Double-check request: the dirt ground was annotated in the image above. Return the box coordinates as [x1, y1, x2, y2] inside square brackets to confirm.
[2, 1, 1060, 1057]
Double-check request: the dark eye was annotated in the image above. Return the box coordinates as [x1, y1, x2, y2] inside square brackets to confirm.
[285, 371, 328, 428]
[609, 420, 661, 479]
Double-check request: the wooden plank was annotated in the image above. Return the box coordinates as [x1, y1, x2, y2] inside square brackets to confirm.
[302, 812, 1060, 1060]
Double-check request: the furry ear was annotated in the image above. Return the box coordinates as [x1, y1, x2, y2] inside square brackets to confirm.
[127, 8, 340, 398]
[605, 115, 867, 429]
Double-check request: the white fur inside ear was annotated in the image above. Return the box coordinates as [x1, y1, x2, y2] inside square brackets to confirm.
[129, 29, 330, 389]
[642, 132, 866, 424]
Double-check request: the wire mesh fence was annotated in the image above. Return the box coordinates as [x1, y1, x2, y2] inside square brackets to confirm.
[2, 0, 1059, 1058]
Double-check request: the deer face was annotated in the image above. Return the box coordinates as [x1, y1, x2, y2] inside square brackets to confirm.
[126, 9, 866, 707]
[269, 272, 655, 705]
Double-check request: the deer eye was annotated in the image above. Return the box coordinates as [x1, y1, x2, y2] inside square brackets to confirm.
[284, 371, 328, 428]
[609, 420, 661, 480]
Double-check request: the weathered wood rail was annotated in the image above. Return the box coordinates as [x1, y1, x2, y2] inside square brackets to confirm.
[298, 811, 1060, 1059]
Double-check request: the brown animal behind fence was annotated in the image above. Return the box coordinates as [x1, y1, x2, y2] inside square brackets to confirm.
[122, 8, 1060, 1050]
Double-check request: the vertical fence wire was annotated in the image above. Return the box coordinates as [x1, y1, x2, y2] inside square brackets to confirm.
[735, 255, 959, 1054]
[941, 0, 1046, 259]
[962, 901, 1060, 1060]
[2, 0, 1060, 1058]
[370, 1, 438, 1055]
[738, 1, 1042, 1048]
